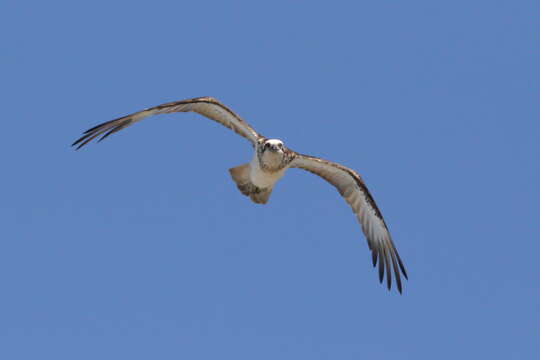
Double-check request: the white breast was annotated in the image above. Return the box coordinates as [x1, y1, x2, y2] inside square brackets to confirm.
[249, 154, 286, 188]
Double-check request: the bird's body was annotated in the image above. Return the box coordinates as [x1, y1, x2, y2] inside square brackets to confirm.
[229, 138, 293, 204]
[73, 96, 408, 293]
[249, 151, 287, 189]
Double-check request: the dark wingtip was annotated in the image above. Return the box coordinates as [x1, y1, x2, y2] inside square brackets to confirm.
[83, 118, 118, 134]
[395, 251, 408, 280]
[97, 121, 129, 143]
[400, 263, 408, 280]
[71, 129, 99, 150]
[71, 135, 86, 149]
[72, 118, 131, 150]
[385, 253, 391, 290]
[73, 139, 87, 150]
[378, 255, 384, 283]
[389, 248, 403, 294]
[96, 130, 113, 143]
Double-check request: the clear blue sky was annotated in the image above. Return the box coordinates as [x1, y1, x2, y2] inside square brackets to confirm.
[2, 1, 539, 359]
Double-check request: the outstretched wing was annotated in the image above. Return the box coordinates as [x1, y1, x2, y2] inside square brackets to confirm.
[290, 153, 407, 293]
[72, 97, 262, 149]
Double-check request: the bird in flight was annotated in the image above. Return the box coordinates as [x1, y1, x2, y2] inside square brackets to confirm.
[72, 97, 408, 293]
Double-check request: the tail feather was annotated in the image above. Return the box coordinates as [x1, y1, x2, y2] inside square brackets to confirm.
[249, 188, 273, 204]
[229, 163, 251, 195]
[229, 163, 273, 204]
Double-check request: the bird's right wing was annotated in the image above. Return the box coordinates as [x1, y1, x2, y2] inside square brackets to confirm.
[72, 97, 263, 149]
[290, 153, 407, 293]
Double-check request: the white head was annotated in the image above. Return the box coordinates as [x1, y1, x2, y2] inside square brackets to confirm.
[256, 138, 289, 171]
[261, 138, 285, 153]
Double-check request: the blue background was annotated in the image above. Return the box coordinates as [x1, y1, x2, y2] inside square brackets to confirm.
[2, 1, 539, 359]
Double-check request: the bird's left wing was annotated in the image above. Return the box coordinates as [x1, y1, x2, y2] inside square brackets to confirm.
[72, 97, 262, 149]
[290, 153, 408, 293]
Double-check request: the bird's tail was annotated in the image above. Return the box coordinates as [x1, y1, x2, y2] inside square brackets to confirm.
[229, 163, 272, 204]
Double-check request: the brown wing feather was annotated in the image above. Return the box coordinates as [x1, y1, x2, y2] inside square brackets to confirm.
[72, 97, 262, 149]
[290, 153, 407, 293]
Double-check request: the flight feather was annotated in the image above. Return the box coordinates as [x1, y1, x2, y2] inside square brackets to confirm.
[290, 153, 408, 293]
[72, 97, 261, 149]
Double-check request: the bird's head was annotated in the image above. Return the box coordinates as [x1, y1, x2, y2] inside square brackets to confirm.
[260, 138, 285, 154]
[256, 138, 293, 171]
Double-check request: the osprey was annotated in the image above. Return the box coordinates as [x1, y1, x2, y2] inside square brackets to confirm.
[73, 97, 408, 293]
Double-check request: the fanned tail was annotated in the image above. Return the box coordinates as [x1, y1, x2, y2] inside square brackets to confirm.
[229, 163, 272, 204]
